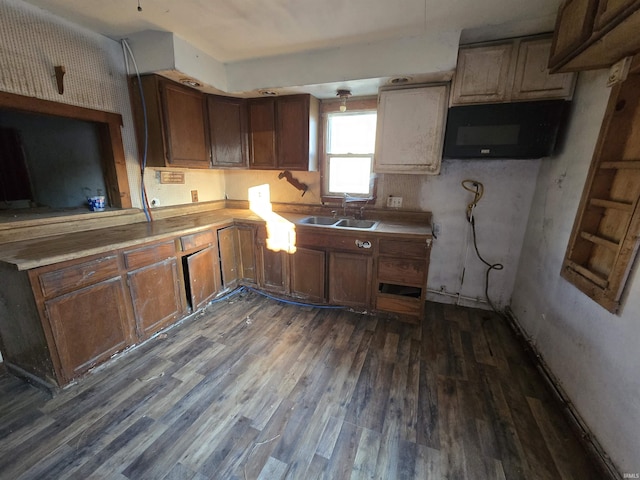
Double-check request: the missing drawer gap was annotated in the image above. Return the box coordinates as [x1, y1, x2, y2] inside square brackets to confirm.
[378, 283, 422, 298]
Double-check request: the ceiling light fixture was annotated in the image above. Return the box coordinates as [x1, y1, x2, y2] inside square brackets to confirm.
[337, 89, 352, 112]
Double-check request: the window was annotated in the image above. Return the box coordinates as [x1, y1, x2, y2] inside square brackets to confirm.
[561, 72, 640, 314]
[321, 98, 377, 199]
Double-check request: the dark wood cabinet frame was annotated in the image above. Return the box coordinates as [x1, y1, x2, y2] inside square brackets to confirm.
[0, 91, 132, 209]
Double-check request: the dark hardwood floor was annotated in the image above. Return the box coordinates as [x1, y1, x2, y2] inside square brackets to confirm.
[0, 290, 603, 479]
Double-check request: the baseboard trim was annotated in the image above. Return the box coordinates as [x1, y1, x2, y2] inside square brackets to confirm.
[503, 306, 620, 480]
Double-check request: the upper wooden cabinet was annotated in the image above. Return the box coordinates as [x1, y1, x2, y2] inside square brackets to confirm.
[452, 36, 576, 105]
[549, 0, 640, 72]
[130, 75, 210, 169]
[207, 95, 248, 168]
[247, 94, 319, 171]
[375, 85, 449, 175]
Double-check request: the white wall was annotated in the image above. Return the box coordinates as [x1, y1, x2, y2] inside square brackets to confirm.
[511, 69, 640, 474]
[419, 159, 540, 309]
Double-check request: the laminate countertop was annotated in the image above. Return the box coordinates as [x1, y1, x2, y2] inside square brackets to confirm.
[0, 208, 432, 271]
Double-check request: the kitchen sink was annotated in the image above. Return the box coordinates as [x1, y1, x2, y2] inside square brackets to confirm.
[299, 216, 339, 225]
[334, 218, 379, 229]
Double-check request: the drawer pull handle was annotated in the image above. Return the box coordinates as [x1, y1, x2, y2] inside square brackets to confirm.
[355, 240, 372, 249]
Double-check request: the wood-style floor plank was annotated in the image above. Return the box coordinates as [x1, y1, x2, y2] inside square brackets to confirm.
[0, 291, 606, 479]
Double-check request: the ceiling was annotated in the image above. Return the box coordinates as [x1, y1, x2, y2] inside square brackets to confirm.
[23, 0, 562, 96]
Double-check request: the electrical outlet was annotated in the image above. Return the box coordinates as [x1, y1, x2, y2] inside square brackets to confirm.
[191, 190, 198, 203]
[387, 196, 403, 208]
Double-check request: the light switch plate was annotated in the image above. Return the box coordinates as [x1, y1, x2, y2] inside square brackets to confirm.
[387, 196, 403, 208]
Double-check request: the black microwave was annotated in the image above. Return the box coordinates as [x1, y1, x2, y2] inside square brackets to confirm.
[442, 100, 570, 159]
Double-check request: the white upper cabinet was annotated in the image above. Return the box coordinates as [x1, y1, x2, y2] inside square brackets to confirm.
[374, 85, 449, 175]
[451, 36, 576, 105]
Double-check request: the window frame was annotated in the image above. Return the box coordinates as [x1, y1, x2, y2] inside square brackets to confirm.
[319, 96, 378, 203]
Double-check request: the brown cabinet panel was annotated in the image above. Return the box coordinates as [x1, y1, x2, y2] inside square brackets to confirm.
[181, 230, 215, 252]
[378, 238, 429, 258]
[594, 0, 640, 30]
[38, 255, 120, 299]
[329, 251, 372, 309]
[129, 75, 209, 169]
[297, 229, 375, 253]
[247, 94, 318, 171]
[276, 95, 312, 170]
[161, 81, 209, 168]
[218, 226, 240, 288]
[549, 0, 599, 67]
[237, 225, 257, 282]
[208, 95, 248, 168]
[290, 247, 326, 303]
[258, 245, 288, 293]
[377, 257, 426, 287]
[44, 276, 133, 382]
[123, 241, 176, 270]
[248, 98, 277, 169]
[128, 258, 183, 338]
[185, 246, 219, 311]
[549, 0, 640, 72]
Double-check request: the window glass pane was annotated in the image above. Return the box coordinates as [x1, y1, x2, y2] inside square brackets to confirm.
[328, 156, 372, 194]
[327, 113, 377, 154]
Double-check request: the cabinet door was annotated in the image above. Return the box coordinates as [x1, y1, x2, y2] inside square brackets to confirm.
[548, 0, 599, 68]
[186, 246, 219, 310]
[208, 95, 247, 168]
[511, 38, 576, 101]
[277, 95, 311, 171]
[218, 226, 240, 288]
[290, 247, 326, 303]
[237, 225, 257, 282]
[258, 245, 288, 293]
[45, 277, 132, 382]
[248, 99, 277, 169]
[451, 43, 514, 104]
[375, 85, 448, 175]
[161, 81, 210, 168]
[128, 258, 183, 338]
[329, 251, 372, 309]
[594, 0, 640, 31]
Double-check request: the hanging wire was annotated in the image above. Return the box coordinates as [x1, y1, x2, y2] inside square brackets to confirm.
[121, 39, 152, 222]
[461, 179, 504, 315]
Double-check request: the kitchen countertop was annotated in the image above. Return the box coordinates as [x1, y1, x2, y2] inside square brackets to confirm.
[0, 208, 432, 271]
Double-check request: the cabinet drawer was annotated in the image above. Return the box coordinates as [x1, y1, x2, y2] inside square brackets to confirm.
[296, 230, 374, 253]
[123, 241, 176, 270]
[378, 257, 426, 286]
[376, 293, 422, 316]
[180, 230, 215, 251]
[38, 256, 120, 299]
[378, 239, 429, 258]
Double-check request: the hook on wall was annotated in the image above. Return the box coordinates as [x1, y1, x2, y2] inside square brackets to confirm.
[54, 66, 65, 95]
[278, 170, 308, 197]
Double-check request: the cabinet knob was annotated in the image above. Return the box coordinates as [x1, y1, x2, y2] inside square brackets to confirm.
[355, 240, 371, 249]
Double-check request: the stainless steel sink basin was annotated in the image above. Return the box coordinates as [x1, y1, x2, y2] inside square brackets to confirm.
[299, 216, 339, 226]
[334, 218, 379, 229]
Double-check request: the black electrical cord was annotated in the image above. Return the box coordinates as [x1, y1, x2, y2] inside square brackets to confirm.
[462, 179, 504, 316]
[469, 215, 504, 315]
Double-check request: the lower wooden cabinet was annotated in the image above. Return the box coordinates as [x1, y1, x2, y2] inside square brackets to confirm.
[128, 258, 183, 338]
[124, 241, 184, 338]
[184, 246, 220, 311]
[218, 224, 257, 288]
[329, 251, 373, 309]
[45, 277, 133, 383]
[290, 247, 326, 303]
